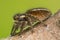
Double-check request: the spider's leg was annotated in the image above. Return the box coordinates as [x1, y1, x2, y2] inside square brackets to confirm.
[11, 22, 19, 36]
[11, 23, 19, 36]
[41, 14, 51, 27]
[26, 16, 35, 33]
[10, 25, 15, 36]
[18, 21, 27, 35]
[41, 20, 47, 27]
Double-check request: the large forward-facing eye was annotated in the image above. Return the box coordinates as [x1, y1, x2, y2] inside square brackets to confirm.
[19, 15, 27, 21]
[20, 15, 25, 18]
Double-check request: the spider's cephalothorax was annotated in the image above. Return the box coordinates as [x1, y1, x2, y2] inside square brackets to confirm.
[26, 8, 52, 22]
[13, 13, 37, 25]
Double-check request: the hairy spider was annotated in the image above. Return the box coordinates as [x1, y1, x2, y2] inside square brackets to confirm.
[11, 8, 52, 36]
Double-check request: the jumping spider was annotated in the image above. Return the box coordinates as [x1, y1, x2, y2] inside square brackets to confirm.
[11, 8, 52, 36]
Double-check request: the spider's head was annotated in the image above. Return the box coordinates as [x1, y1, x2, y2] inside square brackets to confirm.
[13, 13, 27, 22]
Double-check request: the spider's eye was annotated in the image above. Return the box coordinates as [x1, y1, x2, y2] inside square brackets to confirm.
[20, 15, 25, 18]
[19, 15, 26, 21]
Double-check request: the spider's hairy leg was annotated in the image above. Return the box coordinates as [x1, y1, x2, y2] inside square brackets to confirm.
[11, 21, 24, 36]
[11, 22, 19, 36]
[18, 21, 28, 36]
[41, 21, 47, 27]
[26, 14, 37, 25]
[26, 15, 38, 33]
[40, 13, 52, 27]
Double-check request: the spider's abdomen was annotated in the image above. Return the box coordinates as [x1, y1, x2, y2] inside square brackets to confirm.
[26, 8, 52, 21]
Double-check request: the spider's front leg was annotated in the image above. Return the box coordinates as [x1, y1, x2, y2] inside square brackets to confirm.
[18, 21, 28, 36]
[11, 22, 19, 36]
[11, 21, 24, 36]
[26, 16, 36, 33]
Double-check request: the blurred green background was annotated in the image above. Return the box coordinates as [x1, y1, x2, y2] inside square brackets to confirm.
[0, 0, 60, 38]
